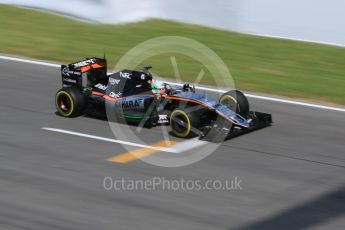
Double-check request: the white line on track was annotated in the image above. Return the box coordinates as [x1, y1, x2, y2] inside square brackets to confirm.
[41, 127, 208, 153]
[168, 138, 209, 153]
[41, 127, 178, 153]
[1, 55, 345, 113]
[0, 55, 60, 68]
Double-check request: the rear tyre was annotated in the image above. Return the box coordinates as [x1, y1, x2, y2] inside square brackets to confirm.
[219, 90, 249, 117]
[170, 109, 200, 138]
[55, 87, 86, 117]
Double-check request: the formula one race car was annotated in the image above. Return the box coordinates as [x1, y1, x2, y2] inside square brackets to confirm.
[55, 57, 272, 141]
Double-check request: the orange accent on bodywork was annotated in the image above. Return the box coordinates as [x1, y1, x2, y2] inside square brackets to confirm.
[91, 91, 104, 96]
[91, 91, 121, 101]
[164, 95, 207, 107]
[79, 63, 104, 73]
[103, 95, 121, 101]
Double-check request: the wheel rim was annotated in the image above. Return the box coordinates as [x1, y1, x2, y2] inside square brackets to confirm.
[170, 111, 191, 137]
[56, 92, 73, 116]
[220, 95, 240, 113]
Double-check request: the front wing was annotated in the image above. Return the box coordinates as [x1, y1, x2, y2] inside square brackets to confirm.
[200, 111, 272, 142]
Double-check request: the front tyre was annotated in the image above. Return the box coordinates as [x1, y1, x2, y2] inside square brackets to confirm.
[170, 109, 200, 138]
[219, 90, 249, 117]
[55, 87, 86, 117]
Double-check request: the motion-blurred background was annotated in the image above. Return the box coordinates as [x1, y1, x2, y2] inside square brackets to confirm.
[2, 0, 345, 45]
[1, 0, 345, 105]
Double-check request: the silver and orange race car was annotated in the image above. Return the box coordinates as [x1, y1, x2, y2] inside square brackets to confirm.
[55, 57, 272, 142]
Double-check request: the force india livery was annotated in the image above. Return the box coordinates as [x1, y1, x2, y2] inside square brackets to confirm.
[55, 57, 272, 141]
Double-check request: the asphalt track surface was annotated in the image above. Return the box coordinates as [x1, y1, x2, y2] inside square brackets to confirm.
[0, 58, 345, 230]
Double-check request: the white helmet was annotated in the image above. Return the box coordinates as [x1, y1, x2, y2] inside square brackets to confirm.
[151, 80, 166, 94]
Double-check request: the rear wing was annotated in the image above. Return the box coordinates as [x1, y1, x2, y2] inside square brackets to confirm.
[61, 57, 107, 87]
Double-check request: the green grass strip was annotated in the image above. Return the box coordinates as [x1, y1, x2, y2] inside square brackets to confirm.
[1, 4, 345, 105]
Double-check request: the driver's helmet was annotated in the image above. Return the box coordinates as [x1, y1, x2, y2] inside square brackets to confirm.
[151, 80, 166, 95]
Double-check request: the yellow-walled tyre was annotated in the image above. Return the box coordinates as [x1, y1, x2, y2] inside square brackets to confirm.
[170, 109, 200, 138]
[55, 87, 86, 117]
[219, 90, 249, 117]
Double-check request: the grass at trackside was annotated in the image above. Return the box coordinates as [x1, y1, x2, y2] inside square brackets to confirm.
[1, 4, 345, 105]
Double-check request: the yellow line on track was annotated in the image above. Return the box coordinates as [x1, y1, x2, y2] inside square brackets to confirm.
[107, 140, 179, 163]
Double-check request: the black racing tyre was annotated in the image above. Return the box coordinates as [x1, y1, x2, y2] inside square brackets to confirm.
[55, 87, 86, 117]
[170, 109, 200, 138]
[219, 90, 249, 117]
